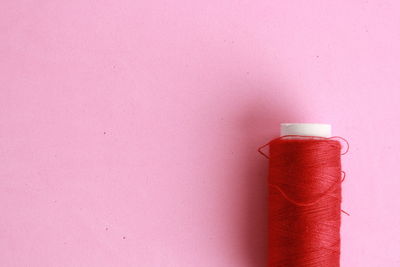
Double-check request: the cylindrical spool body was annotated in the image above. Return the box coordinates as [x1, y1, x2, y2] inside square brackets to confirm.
[268, 123, 341, 266]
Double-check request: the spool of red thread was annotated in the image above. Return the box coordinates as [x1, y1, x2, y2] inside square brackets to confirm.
[261, 123, 345, 267]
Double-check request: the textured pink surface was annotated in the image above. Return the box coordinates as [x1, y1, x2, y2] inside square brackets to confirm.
[1, 1, 400, 266]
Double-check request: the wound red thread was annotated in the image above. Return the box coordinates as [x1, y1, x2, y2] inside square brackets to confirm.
[266, 137, 343, 267]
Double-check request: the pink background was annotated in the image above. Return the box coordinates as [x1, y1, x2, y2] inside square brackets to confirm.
[1, 1, 400, 266]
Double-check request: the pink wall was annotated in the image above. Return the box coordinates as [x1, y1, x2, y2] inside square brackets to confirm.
[1, 0, 399, 266]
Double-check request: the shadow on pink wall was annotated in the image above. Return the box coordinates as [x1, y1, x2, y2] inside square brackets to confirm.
[232, 81, 300, 266]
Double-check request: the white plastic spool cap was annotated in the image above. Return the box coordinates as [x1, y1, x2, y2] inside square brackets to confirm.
[280, 123, 331, 138]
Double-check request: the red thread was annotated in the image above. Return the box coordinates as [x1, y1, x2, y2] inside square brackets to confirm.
[265, 137, 343, 267]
